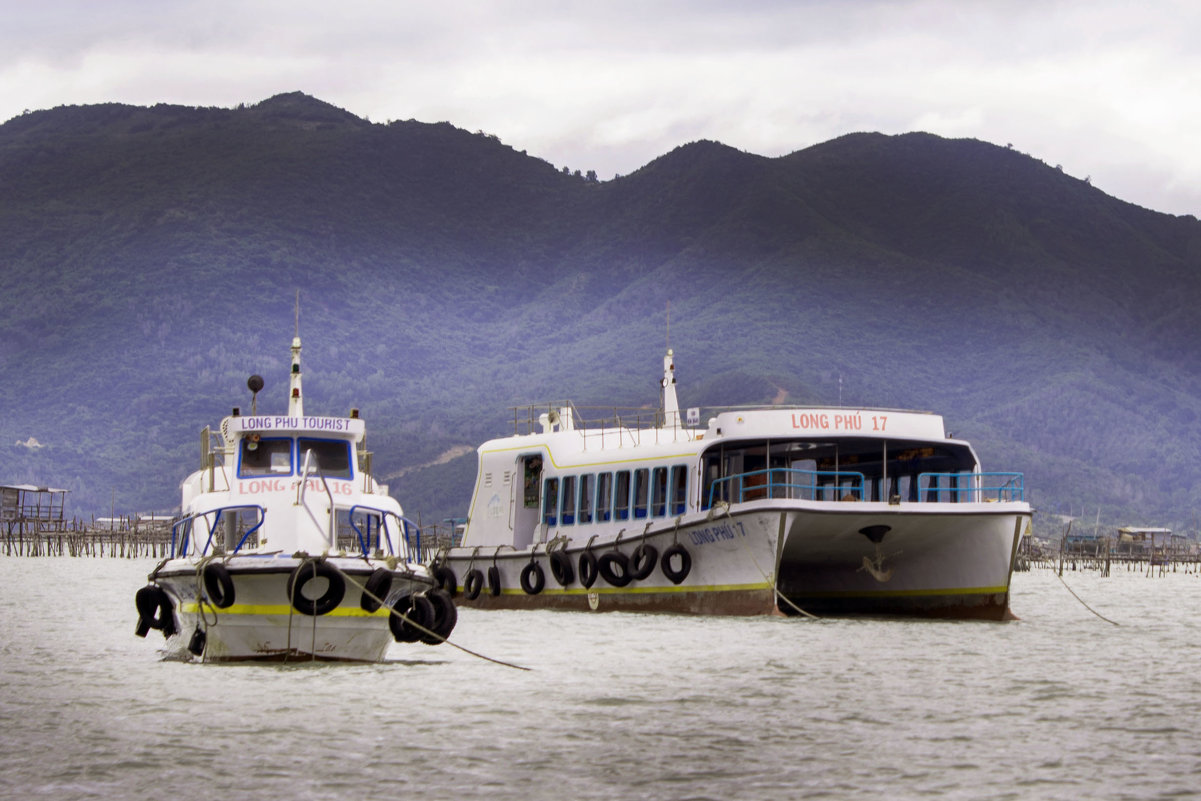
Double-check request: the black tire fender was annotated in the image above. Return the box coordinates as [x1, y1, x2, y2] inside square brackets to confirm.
[134, 585, 177, 639]
[432, 564, 457, 597]
[487, 565, 502, 597]
[661, 543, 692, 585]
[549, 549, 574, 586]
[389, 593, 434, 642]
[360, 567, 392, 613]
[202, 562, 236, 609]
[578, 550, 599, 589]
[420, 588, 458, 644]
[286, 560, 346, 616]
[629, 543, 659, 581]
[597, 551, 631, 587]
[520, 561, 546, 595]
[463, 568, 485, 600]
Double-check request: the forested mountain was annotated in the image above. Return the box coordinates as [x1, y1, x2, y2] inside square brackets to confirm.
[3, 92, 1200, 532]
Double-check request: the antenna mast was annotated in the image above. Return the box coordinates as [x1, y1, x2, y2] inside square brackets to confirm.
[289, 291, 304, 417]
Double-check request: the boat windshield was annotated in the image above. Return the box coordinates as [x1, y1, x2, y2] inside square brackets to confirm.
[239, 437, 293, 476]
[700, 437, 979, 507]
[299, 438, 352, 479]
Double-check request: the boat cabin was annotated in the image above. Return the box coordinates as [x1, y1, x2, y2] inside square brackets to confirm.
[462, 404, 1024, 550]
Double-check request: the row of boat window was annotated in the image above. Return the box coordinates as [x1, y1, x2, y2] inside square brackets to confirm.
[237, 437, 353, 479]
[543, 465, 689, 526]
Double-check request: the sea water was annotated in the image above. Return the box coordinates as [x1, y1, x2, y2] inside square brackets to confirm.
[1, 558, 1198, 801]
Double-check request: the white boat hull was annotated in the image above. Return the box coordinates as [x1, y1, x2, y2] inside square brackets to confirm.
[151, 556, 435, 662]
[439, 501, 1027, 619]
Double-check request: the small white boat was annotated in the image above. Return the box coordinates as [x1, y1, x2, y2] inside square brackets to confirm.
[135, 332, 455, 661]
[430, 350, 1030, 619]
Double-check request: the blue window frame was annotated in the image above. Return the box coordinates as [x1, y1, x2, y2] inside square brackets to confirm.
[298, 437, 353, 479]
[238, 437, 293, 477]
[633, 468, 649, 519]
[614, 471, 631, 521]
[670, 465, 688, 515]
[596, 473, 612, 522]
[579, 474, 593, 524]
[561, 475, 576, 525]
[543, 478, 559, 526]
[651, 467, 668, 517]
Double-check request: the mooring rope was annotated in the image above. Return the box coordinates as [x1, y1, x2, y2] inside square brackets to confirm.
[1055, 571, 1120, 626]
[711, 502, 820, 620]
[335, 563, 532, 671]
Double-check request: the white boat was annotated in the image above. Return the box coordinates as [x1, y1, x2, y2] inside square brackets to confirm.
[135, 333, 455, 661]
[430, 350, 1030, 619]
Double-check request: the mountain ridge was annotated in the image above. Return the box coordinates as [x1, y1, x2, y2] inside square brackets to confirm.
[3, 93, 1199, 533]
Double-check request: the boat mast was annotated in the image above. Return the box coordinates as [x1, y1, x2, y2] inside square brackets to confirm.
[289, 293, 304, 417]
[662, 348, 680, 428]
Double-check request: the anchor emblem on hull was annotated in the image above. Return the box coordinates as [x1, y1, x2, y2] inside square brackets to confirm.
[856, 525, 896, 583]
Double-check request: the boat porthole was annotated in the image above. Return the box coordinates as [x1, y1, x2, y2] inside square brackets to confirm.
[389, 593, 434, 642]
[661, 543, 692, 585]
[360, 567, 393, 613]
[286, 560, 346, 616]
[520, 561, 546, 595]
[432, 564, 458, 597]
[629, 543, 659, 581]
[463, 568, 485, 600]
[202, 562, 236, 609]
[578, 550, 599, 589]
[598, 551, 632, 587]
[487, 565, 502, 597]
[419, 589, 458, 644]
[549, 550, 574, 586]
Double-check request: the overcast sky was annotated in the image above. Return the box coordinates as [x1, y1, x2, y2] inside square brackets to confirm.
[2, 0, 1198, 216]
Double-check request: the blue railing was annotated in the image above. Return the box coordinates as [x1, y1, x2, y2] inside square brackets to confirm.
[171, 505, 266, 558]
[705, 469, 1025, 507]
[347, 504, 421, 559]
[707, 468, 867, 507]
[917, 472, 1025, 502]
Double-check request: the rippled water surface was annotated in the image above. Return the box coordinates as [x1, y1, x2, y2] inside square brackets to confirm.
[2, 558, 1199, 800]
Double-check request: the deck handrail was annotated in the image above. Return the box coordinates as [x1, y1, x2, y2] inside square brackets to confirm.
[171, 504, 267, 558]
[707, 468, 867, 507]
[705, 468, 1025, 507]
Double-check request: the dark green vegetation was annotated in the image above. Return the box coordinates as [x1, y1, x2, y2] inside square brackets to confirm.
[3, 92, 1200, 531]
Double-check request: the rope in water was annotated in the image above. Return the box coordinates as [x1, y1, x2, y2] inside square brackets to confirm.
[710, 502, 820, 620]
[1055, 571, 1120, 626]
[335, 563, 532, 671]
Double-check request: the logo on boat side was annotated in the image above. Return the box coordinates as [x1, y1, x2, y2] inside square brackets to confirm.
[791, 412, 888, 432]
[237, 478, 353, 496]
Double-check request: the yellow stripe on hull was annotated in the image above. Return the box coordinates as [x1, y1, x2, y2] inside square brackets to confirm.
[180, 602, 390, 617]
[482, 580, 773, 597]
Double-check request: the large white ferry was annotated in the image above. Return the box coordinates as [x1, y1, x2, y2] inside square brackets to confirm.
[135, 333, 455, 661]
[431, 350, 1030, 619]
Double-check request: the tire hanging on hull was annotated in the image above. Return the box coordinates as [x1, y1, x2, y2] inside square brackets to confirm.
[287, 559, 346, 616]
[660, 543, 692, 584]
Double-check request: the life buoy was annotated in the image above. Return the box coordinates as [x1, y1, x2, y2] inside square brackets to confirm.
[463, 568, 485, 600]
[134, 585, 177, 639]
[432, 564, 458, 597]
[420, 588, 458, 645]
[549, 550, 574, 586]
[520, 561, 546, 595]
[287, 560, 346, 616]
[360, 567, 393, 613]
[629, 543, 659, 581]
[598, 551, 631, 587]
[578, 550, 598, 589]
[487, 565, 502, 597]
[203, 562, 236, 608]
[661, 543, 692, 584]
[389, 593, 434, 642]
